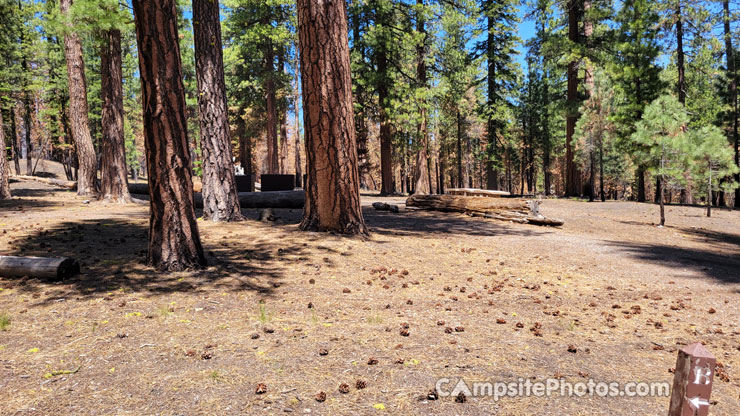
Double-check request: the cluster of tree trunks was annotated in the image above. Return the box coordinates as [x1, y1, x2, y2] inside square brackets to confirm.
[406, 194, 564, 226]
[0, 256, 80, 281]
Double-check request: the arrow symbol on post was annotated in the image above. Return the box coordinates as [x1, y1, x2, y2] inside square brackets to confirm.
[688, 396, 710, 410]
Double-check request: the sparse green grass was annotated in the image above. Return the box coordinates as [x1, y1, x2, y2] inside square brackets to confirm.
[257, 301, 272, 323]
[208, 370, 222, 381]
[0, 312, 10, 331]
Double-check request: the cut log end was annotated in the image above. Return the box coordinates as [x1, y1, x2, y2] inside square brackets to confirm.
[0, 256, 80, 281]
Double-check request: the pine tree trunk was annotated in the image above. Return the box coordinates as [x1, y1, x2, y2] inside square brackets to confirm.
[263, 27, 279, 175]
[485, 0, 499, 191]
[297, 0, 367, 235]
[659, 176, 665, 226]
[9, 107, 20, 175]
[637, 166, 646, 202]
[413, 0, 430, 195]
[100, 29, 132, 203]
[193, 0, 242, 222]
[236, 106, 252, 174]
[565, 0, 579, 197]
[22, 87, 32, 176]
[60, 0, 98, 196]
[132, 0, 207, 270]
[293, 57, 302, 188]
[0, 110, 11, 199]
[723, 0, 739, 207]
[599, 144, 605, 202]
[378, 52, 393, 195]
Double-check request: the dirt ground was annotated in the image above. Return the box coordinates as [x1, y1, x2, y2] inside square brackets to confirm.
[1, 177, 739, 415]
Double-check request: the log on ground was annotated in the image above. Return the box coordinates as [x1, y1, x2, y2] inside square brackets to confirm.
[0, 256, 80, 281]
[405, 194, 563, 226]
[15, 175, 77, 190]
[128, 190, 307, 209]
[447, 188, 511, 198]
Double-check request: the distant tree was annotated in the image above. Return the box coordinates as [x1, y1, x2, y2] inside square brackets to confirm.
[632, 95, 690, 226]
[689, 125, 738, 217]
[576, 70, 615, 202]
[192, 0, 242, 222]
[479, 0, 519, 191]
[297, 0, 367, 234]
[610, 0, 663, 202]
[132, 0, 207, 270]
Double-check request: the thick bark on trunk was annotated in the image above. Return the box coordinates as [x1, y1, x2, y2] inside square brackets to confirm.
[132, 0, 207, 270]
[193, 0, 242, 222]
[60, 0, 98, 196]
[100, 29, 132, 203]
[456, 111, 463, 188]
[263, 30, 279, 174]
[0, 110, 11, 199]
[599, 145, 605, 202]
[723, 0, 739, 207]
[413, 2, 430, 195]
[676, 3, 685, 104]
[297, 0, 367, 234]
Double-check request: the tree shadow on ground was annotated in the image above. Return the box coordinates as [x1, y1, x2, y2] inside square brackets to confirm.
[2, 219, 308, 305]
[606, 240, 740, 285]
[364, 208, 549, 238]
[675, 226, 740, 250]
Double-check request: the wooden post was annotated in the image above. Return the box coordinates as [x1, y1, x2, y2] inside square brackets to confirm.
[668, 343, 715, 416]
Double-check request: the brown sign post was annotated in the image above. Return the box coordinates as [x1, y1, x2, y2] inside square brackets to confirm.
[668, 343, 715, 416]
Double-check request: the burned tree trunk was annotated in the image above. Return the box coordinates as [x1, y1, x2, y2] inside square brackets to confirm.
[193, 0, 242, 222]
[0, 110, 11, 199]
[100, 28, 132, 203]
[60, 0, 98, 196]
[132, 0, 207, 270]
[297, 0, 367, 234]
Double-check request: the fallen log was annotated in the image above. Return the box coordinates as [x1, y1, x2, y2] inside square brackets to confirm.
[447, 188, 511, 198]
[15, 175, 76, 190]
[133, 190, 305, 209]
[405, 194, 563, 226]
[0, 256, 80, 281]
[128, 181, 202, 195]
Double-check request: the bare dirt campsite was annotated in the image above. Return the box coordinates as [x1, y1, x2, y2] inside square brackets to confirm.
[2, 0, 740, 415]
[1, 175, 739, 415]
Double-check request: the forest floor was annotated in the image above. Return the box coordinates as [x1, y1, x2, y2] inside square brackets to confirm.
[1, 176, 739, 415]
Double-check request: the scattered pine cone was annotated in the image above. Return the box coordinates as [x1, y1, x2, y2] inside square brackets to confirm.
[455, 392, 467, 403]
[255, 383, 267, 394]
[437, 320, 445, 326]
[315, 391, 326, 402]
[355, 380, 367, 389]
[444, 327, 453, 334]
[400, 328, 410, 337]
[455, 326, 465, 332]
[200, 352, 212, 360]
[338, 383, 350, 394]
[367, 357, 379, 365]
[318, 348, 329, 356]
